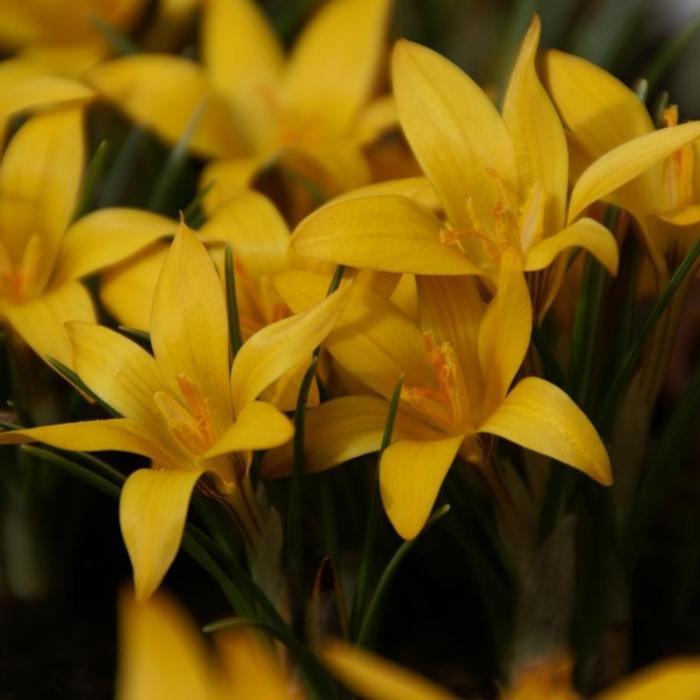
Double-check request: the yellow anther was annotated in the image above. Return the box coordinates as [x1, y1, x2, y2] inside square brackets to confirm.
[176, 374, 213, 448]
[661, 105, 695, 213]
[662, 105, 679, 128]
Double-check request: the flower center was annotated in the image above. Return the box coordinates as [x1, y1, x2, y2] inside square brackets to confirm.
[154, 374, 215, 456]
[401, 333, 471, 433]
[660, 105, 694, 214]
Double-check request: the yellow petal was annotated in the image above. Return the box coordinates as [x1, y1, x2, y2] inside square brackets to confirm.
[205, 401, 292, 458]
[273, 270, 435, 400]
[231, 284, 350, 411]
[328, 176, 440, 211]
[283, 0, 392, 135]
[262, 395, 438, 477]
[568, 122, 700, 223]
[88, 56, 240, 158]
[53, 208, 176, 285]
[120, 467, 203, 601]
[0, 107, 83, 293]
[4, 281, 95, 368]
[202, 0, 283, 102]
[479, 376, 612, 486]
[217, 631, 291, 700]
[353, 94, 399, 144]
[380, 435, 463, 540]
[391, 39, 518, 229]
[99, 244, 167, 331]
[116, 592, 212, 700]
[0, 418, 161, 460]
[543, 49, 654, 161]
[524, 217, 619, 276]
[151, 224, 233, 436]
[0, 75, 94, 124]
[67, 322, 176, 456]
[597, 657, 700, 700]
[291, 194, 482, 275]
[323, 640, 459, 700]
[200, 156, 265, 214]
[503, 16, 567, 233]
[199, 189, 289, 280]
[478, 250, 532, 413]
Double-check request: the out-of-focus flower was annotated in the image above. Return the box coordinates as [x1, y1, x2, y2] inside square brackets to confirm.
[0, 224, 349, 599]
[117, 591, 299, 700]
[323, 640, 700, 700]
[0, 106, 173, 367]
[89, 0, 395, 210]
[544, 49, 700, 283]
[266, 252, 610, 540]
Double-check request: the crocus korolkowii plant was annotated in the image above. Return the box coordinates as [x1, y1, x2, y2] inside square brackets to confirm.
[267, 252, 610, 540]
[89, 0, 395, 209]
[291, 16, 700, 318]
[0, 224, 349, 599]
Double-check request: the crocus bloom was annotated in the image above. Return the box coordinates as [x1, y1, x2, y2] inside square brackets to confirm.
[0, 224, 348, 599]
[0, 106, 174, 367]
[291, 17, 700, 316]
[117, 592, 297, 700]
[323, 639, 700, 700]
[89, 0, 395, 209]
[544, 49, 700, 283]
[266, 254, 611, 540]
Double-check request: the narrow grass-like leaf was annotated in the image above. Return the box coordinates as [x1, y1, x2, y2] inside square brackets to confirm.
[89, 14, 138, 55]
[117, 326, 152, 348]
[46, 357, 120, 418]
[73, 141, 110, 221]
[224, 242, 244, 361]
[356, 504, 451, 648]
[597, 238, 700, 428]
[182, 183, 214, 225]
[351, 377, 403, 638]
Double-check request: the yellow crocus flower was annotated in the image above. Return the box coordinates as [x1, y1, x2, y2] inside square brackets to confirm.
[117, 591, 298, 700]
[323, 640, 700, 700]
[88, 0, 395, 209]
[265, 253, 610, 540]
[291, 17, 700, 315]
[0, 106, 177, 368]
[544, 49, 700, 283]
[0, 224, 349, 600]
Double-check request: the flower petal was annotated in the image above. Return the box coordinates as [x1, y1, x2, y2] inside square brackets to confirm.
[568, 122, 700, 223]
[116, 592, 212, 700]
[273, 270, 435, 400]
[150, 224, 233, 435]
[0, 107, 83, 293]
[262, 395, 438, 477]
[392, 39, 518, 229]
[597, 658, 700, 700]
[283, 0, 392, 135]
[67, 322, 174, 454]
[380, 435, 463, 540]
[99, 244, 167, 331]
[291, 194, 482, 275]
[231, 284, 350, 411]
[478, 250, 532, 414]
[199, 189, 289, 280]
[200, 156, 265, 213]
[323, 640, 459, 700]
[53, 208, 176, 285]
[479, 376, 612, 486]
[120, 467, 203, 601]
[503, 16, 567, 233]
[4, 281, 95, 367]
[88, 55, 240, 158]
[524, 217, 619, 276]
[205, 401, 292, 458]
[202, 0, 283, 102]
[0, 417, 160, 460]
